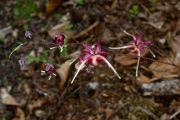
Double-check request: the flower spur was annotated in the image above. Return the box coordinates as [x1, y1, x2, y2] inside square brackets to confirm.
[71, 42, 121, 84]
[109, 30, 155, 77]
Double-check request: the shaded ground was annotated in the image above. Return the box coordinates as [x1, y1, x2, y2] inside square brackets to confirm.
[0, 0, 180, 120]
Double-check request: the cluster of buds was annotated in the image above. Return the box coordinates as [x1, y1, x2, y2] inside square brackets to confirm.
[109, 30, 155, 77]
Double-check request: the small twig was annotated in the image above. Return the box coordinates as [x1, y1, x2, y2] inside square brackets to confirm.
[170, 108, 180, 120]
[73, 20, 100, 39]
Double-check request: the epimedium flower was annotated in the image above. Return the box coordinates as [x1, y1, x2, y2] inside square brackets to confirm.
[50, 33, 66, 52]
[41, 63, 56, 80]
[71, 42, 121, 84]
[109, 30, 155, 77]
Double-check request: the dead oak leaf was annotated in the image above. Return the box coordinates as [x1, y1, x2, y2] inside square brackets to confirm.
[114, 54, 137, 66]
[114, 49, 149, 66]
[149, 56, 180, 78]
[56, 59, 74, 89]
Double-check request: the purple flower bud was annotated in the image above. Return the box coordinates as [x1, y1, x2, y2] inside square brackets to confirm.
[25, 30, 32, 39]
[18, 58, 25, 66]
[44, 64, 55, 74]
[54, 33, 65, 46]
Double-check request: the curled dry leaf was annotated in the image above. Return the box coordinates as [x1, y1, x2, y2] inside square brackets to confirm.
[56, 59, 73, 89]
[45, 0, 63, 16]
[13, 108, 25, 120]
[0, 88, 20, 106]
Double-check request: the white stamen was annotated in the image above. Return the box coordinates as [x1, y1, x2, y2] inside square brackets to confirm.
[41, 71, 45, 73]
[71, 60, 86, 84]
[96, 55, 121, 79]
[109, 45, 133, 50]
[123, 30, 136, 40]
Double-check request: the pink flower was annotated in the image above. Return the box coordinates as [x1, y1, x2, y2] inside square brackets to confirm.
[109, 30, 155, 77]
[71, 42, 121, 84]
[50, 33, 65, 52]
[41, 63, 56, 80]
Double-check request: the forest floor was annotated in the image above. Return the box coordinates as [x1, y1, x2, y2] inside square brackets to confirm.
[0, 0, 180, 120]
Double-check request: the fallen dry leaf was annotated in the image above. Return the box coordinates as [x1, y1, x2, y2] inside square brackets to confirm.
[0, 88, 20, 106]
[45, 0, 63, 16]
[56, 59, 73, 89]
[137, 73, 151, 84]
[48, 21, 75, 39]
[114, 54, 137, 66]
[114, 48, 149, 66]
[13, 108, 25, 120]
[169, 34, 180, 55]
[149, 56, 180, 78]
